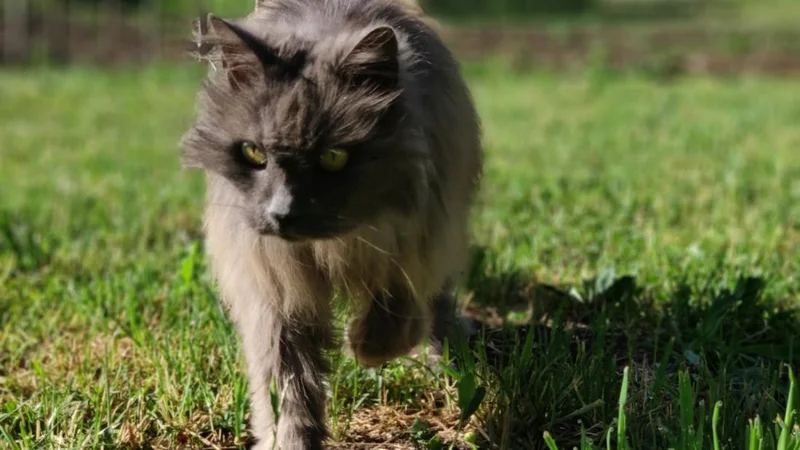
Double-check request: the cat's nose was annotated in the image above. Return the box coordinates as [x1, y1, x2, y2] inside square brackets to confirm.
[268, 212, 301, 239]
[269, 212, 291, 228]
[266, 185, 293, 229]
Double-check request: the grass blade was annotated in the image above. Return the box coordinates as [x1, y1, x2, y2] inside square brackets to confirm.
[543, 431, 560, 450]
[617, 366, 629, 450]
[779, 369, 797, 450]
[696, 400, 706, 450]
[713, 401, 722, 450]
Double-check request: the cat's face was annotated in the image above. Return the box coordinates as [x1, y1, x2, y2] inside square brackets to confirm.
[182, 16, 426, 241]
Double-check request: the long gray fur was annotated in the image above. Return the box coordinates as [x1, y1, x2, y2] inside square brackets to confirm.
[180, 1, 482, 448]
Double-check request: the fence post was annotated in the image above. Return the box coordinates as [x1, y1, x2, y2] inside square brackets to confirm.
[44, 0, 70, 64]
[3, 0, 30, 64]
[145, 0, 162, 61]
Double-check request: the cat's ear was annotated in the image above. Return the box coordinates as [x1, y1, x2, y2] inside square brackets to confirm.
[194, 14, 278, 89]
[340, 26, 400, 91]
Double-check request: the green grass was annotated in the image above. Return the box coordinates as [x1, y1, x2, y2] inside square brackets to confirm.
[544, 367, 799, 450]
[0, 62, 798, 449]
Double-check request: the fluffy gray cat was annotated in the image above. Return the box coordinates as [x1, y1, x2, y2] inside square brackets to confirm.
[180, 0, 482, 448]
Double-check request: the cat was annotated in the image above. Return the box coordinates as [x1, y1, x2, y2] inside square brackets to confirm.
[180, 0, 482, 448]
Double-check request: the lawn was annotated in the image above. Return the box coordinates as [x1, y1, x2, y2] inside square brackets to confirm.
[0, 62, 798, 449]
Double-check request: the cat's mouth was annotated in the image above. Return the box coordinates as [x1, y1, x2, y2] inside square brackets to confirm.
[255, 216, 352, 242]
[256, 222, 306, 241]
[266, 229, 343, 243]
[274, 230, 307, 242]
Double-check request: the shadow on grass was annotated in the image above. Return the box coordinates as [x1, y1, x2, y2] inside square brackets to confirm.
[455, 246, 799, 449]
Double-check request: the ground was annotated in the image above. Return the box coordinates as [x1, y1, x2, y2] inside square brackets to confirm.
[0, 61, 798, 449]
[5, 1, 800, 75]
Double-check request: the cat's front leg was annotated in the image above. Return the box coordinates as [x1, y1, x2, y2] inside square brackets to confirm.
[235, 296, 332, 450]
[347, 284, 430, 368]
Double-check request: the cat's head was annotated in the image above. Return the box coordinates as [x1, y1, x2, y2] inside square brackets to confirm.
[181, 14, 428, 241]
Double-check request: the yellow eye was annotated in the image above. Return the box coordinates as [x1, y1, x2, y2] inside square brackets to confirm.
[319, 148, 349, 172]
[240, 141, 267, 166]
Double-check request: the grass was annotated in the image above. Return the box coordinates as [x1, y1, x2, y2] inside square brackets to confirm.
[0, 61, 799, 449]
[543, 367, 799, 450]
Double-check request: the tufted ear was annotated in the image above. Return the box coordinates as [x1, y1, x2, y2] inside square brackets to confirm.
[192, 14, 281, 89]
[340, 26, 400, 92]
[254, 0, 270, 12]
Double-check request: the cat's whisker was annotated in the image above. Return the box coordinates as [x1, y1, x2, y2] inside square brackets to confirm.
[391, 258, 417, 298]
[355, 236, 391, 256]
[334, 214, 361, 226]
[339, 272, 355, 303]
[207, 202, 247, 210]
[353, 233, 419, 300]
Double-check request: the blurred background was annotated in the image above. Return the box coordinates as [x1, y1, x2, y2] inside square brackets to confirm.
[2, 0, 799, 449]
[2, 0, 800, 73]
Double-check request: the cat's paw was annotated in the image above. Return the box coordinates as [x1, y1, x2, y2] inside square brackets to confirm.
[346, 296, 428, 368]
[252, 429, 324, 450]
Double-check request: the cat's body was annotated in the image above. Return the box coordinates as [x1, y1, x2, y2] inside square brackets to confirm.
[181, 0, 481, 448]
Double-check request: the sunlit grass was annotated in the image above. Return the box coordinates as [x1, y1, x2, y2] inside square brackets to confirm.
[0, 63, 798, 449]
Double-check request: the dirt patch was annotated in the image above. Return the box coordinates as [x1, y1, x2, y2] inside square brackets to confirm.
[0, 10, 189, 66]
[3, 10, 800, 76]
[329, 405, 477, 450]
[440, 25, 800, 76]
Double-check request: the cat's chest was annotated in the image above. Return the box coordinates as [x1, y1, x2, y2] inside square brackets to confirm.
[311, 222, 422, 298]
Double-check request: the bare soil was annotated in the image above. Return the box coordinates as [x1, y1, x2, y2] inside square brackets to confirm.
[3, 11, 800, 76]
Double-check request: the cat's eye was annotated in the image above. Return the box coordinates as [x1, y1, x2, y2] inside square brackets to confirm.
[239, 141, 267, 167]
[319, 148, 349, 172]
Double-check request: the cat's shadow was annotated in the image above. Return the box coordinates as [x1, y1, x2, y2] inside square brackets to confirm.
[448, 245, 799, 448]
[458, 244, 799, 368]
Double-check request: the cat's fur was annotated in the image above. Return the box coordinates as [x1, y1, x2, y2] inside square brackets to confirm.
[180, 0, 482, 448]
